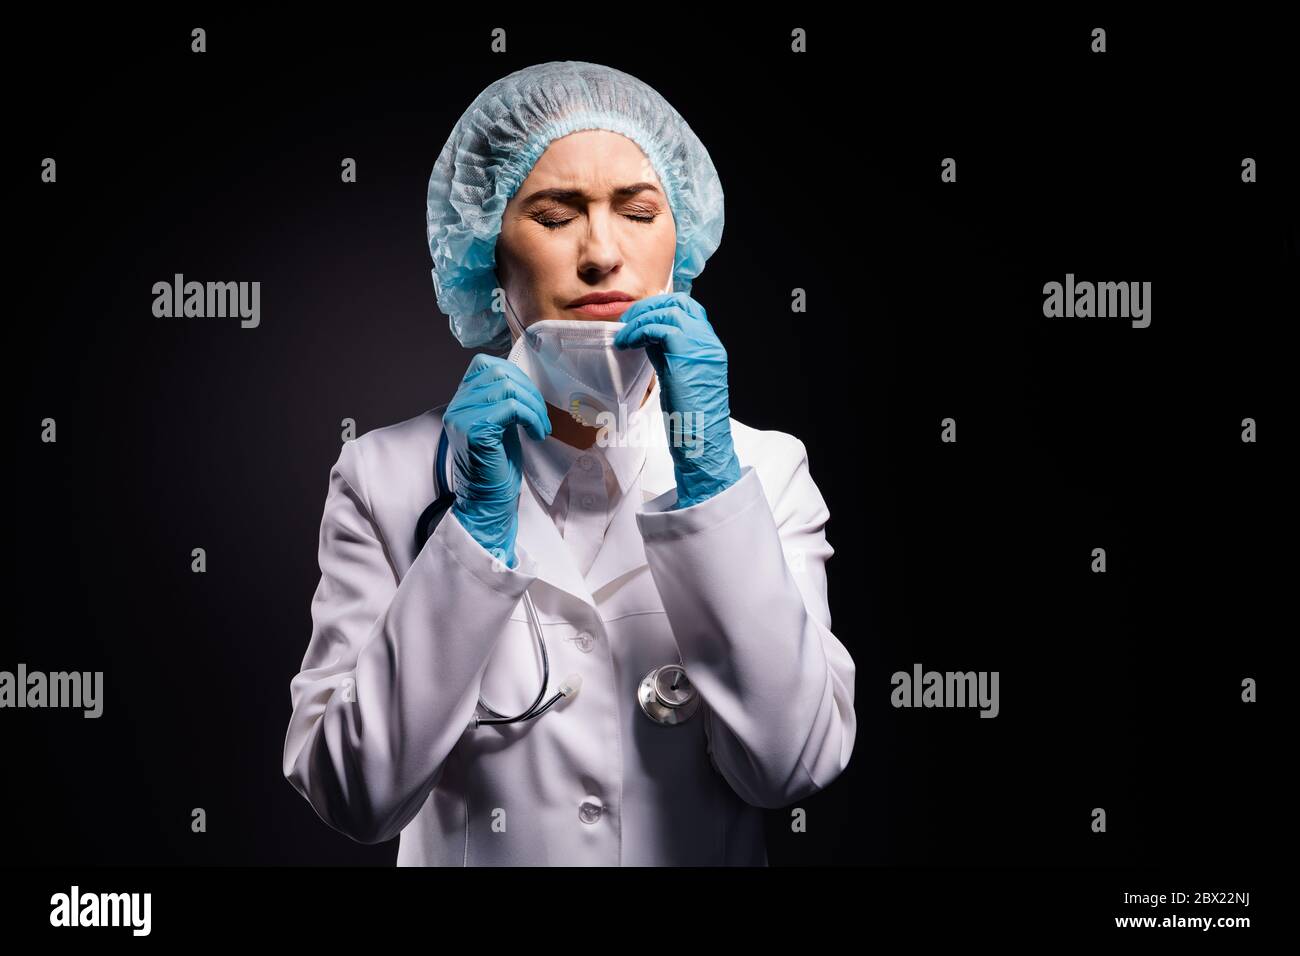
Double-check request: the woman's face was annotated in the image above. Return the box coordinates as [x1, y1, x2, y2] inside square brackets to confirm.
[496, 129, 677, 335]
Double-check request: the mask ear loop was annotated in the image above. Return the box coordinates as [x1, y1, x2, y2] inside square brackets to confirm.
[501, 288, 528, 342]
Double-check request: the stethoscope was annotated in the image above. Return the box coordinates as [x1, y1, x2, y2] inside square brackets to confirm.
[417, 424, 700, 731]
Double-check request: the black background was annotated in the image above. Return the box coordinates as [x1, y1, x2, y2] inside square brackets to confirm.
[7, 11, 1288, 874]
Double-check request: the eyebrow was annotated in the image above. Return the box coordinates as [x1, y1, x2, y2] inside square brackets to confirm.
[519, 182, 662, 207]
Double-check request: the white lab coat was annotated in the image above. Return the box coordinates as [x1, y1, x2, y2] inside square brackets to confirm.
[282, 393, 857, 865]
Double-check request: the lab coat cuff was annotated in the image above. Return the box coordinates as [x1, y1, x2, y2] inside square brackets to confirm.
[433, 505, 540, 595]
[636, 465, 763, 541]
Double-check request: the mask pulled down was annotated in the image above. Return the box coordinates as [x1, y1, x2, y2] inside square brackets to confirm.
[502, 275, 671, 433]
[506, 319, 655, 431]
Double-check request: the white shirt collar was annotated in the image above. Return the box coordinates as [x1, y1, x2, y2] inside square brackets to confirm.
[520, 374, 661, 508]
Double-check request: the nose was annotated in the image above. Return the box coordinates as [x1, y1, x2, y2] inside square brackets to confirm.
[576, 206, 622, 281]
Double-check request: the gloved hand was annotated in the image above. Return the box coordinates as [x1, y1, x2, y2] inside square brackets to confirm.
[443, 354, 551, 568]
[614, 293, 742, 510]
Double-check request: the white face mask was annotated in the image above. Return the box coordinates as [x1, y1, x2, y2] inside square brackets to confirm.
[503, 269, 672, 430]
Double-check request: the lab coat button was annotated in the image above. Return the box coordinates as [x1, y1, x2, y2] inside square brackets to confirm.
[572, 631, 594, 652]
[579, 798, 603, 824]
[578, 455, 595, 472]
[581, 493, 595, 508]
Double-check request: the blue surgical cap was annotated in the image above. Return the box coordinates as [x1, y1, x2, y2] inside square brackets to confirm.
[426, 60, 726, 350]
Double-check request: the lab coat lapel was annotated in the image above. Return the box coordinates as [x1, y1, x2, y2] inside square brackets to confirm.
[584, 476, 649, 597]
[515, 477, 594, 609]
[638, 422, 679, 505]
[586, 432, 679, 597]
[513, 421, 682, 608]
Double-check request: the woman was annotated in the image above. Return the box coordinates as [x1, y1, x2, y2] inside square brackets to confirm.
[282, 61, 856, 866]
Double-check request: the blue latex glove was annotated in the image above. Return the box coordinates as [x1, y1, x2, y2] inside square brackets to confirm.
[614, 293, 742, 510]
[443, 354, 551, 568]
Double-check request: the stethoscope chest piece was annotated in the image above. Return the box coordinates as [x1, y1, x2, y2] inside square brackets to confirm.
[637, 664, 700, 725]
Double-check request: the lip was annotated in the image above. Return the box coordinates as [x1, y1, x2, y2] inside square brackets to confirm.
[568, 291, 636, 306]
[568, 300, 635, 318]
[567, 290, 637, 318]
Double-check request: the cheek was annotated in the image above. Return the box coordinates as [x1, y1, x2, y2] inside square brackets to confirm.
[655, 217, 677, 261]
[502, 228, 563, 289]
[531, 239, 577, 287]
[630, 215, 674, 257]
[656, 226, 677, 281]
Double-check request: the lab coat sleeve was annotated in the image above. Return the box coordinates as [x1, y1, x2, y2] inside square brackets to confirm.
[634, 438, 856, 809]
[282, 437, 539, 844]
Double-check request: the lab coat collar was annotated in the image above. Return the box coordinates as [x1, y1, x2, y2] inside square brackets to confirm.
[513, 378, 682, 610]
[515, 477, 594, 608]
[518, 428, 582, 508]
[520, 374, 662, 509]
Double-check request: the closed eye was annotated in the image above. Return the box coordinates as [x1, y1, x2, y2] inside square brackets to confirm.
[535, 213, 660, 230]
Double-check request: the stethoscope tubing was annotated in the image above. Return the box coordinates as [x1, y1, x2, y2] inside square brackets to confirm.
[472, 589, 565, 727]
[426, 409, 697, 731]
[427, 426, 560, 728]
